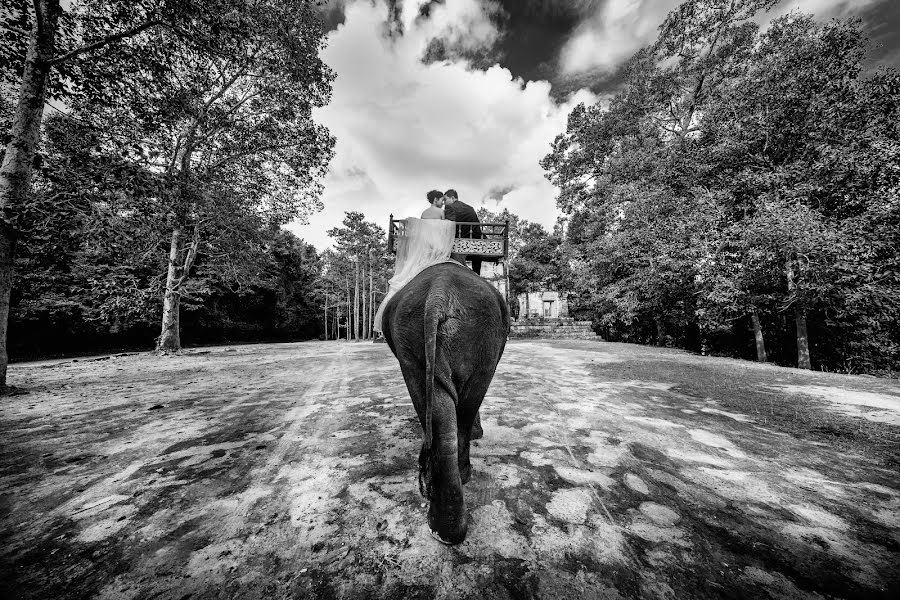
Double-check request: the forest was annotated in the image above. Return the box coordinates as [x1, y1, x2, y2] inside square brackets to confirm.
[1, 0, 338, 372]
[542, 1, 900, 375]
[1, 0, 898, 379]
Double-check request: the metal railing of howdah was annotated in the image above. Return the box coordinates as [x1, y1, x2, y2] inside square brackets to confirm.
[387, 215, 509, 262]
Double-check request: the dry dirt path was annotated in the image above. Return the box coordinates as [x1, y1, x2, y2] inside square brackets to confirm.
[0, 340, 898, 599]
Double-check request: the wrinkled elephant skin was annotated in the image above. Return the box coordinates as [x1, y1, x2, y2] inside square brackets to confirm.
[382, 263, 509, 544]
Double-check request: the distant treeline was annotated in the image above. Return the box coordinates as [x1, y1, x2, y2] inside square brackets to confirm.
[7, 199, 399, 360]
[5, 1, 899, 378]
[9, 218, 326, 360]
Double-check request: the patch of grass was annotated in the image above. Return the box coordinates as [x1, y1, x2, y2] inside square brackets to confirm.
[715, 388, 900, 470]
[582, 345, 900, 471]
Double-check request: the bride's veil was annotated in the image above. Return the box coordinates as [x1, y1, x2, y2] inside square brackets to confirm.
[374, 218, 456, 332]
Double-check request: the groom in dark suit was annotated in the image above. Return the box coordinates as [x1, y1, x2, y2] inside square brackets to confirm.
[442, 189, 482, 275]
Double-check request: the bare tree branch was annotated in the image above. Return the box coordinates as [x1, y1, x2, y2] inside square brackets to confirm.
[5, 24, 30, 36]
[47, 14, 229, 67]
[47, 19, 167, 66]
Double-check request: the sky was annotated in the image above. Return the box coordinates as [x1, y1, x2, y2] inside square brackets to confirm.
[287, 0, 900, 250]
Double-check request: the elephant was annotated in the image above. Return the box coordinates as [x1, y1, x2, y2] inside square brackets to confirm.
[382, 261, 509, 544]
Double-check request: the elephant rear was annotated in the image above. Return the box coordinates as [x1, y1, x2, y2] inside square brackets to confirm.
[382, 262, 508, 544]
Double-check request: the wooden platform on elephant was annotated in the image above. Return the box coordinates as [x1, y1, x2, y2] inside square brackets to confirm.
[387, 217, 509, 263]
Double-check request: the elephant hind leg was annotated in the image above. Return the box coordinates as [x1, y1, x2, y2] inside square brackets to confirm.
[471, 410, 484, 440]
[457, 426, 472, 484]
[427, 385, 468, 545]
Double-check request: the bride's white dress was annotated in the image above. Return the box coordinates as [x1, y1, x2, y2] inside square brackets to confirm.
[373, 217, 458, 333]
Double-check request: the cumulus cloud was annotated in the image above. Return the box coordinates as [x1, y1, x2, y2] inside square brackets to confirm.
[558, 0, 677, 75]
[413, 0, 503, 53]
[289, 0, 889, 249]
[289, 0, 595, 249]
[557, 0, 887, 76]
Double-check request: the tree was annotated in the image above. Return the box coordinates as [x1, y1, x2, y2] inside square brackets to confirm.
[180, 227, 324, 343]
[0, 0, 192, 386]
[651, 0, 778, 140]
[506, 222, 570, 301]
[70, 0, 334, 353]
[9, 126, 328, 356]
[543, 1, 900, 372]
[0, 1, 335, 384]
[700, 14, 900, 369]
[326, 212, 389, 341]
[542, 0, 776, 216]
[319, 248, 350, 340]
[266, 230, 323, 338]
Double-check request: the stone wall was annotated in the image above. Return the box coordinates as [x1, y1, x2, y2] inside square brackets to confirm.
[517, 290, 569, 319]
[509, 317, 597, 339]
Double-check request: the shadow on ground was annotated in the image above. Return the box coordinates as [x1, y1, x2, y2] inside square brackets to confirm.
[0, 340, 898, 599]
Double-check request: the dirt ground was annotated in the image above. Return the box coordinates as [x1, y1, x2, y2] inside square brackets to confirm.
[1, 340, 898, 600]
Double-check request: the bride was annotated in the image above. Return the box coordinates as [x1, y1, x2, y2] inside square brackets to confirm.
[373, 190, 457, 333]
[421, 190, 445, 219]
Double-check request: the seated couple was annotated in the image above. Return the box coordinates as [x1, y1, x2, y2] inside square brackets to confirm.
[420, 188, 482, 276]
[373, 189, 483, 333]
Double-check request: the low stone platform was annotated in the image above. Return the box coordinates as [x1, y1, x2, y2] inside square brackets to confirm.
[509, 317, 598, 339]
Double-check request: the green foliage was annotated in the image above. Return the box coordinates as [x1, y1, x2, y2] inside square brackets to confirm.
[509, 224, 567, 297]
[65, 0, 335, 241]
[4, 1, 337, 357]
[321, 211, 391, 340]
[543, 3, 900, 373]
[9, 176, 326, 357]
[476, 206, 570, 299]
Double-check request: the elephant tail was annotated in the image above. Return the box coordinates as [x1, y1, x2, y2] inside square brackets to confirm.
[423, 292, 442, 451]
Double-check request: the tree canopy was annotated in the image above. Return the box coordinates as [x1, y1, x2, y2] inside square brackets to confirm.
[1, 0, 337, 374]
[542, 2, 900, 373]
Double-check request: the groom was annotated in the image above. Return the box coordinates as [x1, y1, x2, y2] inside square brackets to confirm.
[442, 189, 482, 276]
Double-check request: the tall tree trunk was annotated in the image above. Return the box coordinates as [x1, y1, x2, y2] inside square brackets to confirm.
[366, 261, 371, 338]
[785, 255, 811, 369]
[323, 297, 328, 341]
[345, 280, 350, 341]
[157, 226, 185, 352]
[354, 258, 360, 340]
[155, 111, 200, 353]
[0, 231, 14, 384]
[750, 305, 768, 363]
[654, 315, 666, 347]
[505, 262, 511, 318]
[795, 307, 811, 370]
[362, 260, 367, 340]
[156, 223, 199, 353]
[0, 0, 60, 387]
[369, 255, 374, 338]
[363, 261, 368, 339]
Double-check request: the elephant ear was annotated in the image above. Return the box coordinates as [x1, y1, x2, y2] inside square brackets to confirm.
[418, 445, 434, 499]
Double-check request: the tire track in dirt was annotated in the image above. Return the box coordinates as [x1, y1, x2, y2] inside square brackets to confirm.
[487, 341, 642, 565]
[216, 344, 350, 538]
[535, 391, 642, 567]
